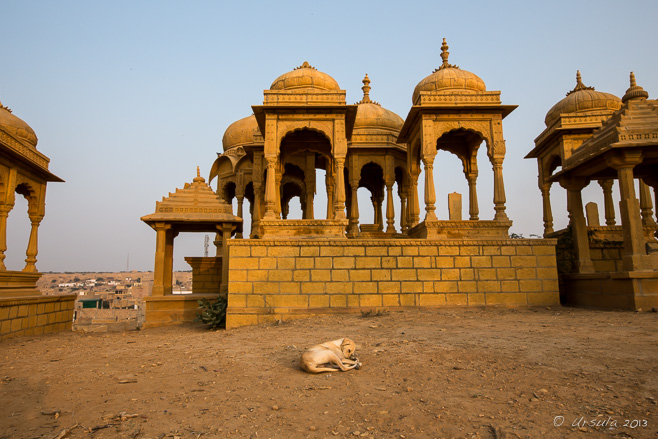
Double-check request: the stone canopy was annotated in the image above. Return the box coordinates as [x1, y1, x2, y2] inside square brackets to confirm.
[141, 168, 241, 232]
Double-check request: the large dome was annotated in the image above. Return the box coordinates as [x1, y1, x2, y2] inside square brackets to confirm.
[412, 39, 486, 104]
[222, 114, 259, 151]
[270, 61, 341, 92]
[545, 71, 622, 127]
[353, 75, 403, 132]
[0, 100, 38, 148]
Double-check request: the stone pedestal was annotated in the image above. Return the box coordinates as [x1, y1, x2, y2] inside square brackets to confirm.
[185, 257, 223, 295]
[142, 293, 219, 329]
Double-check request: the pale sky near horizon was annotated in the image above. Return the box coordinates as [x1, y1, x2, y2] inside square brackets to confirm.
[1, 0, 657, 272]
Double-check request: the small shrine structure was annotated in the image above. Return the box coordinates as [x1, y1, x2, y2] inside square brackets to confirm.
[141, 168, 241, 328]
[0, 98, 73, 340]
[529, 73, 658, 309]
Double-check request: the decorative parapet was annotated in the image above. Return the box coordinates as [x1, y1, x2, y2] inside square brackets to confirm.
[0, 130, 51, 172]
[263, 90, 347, 106]
[417, 91, 501, 107]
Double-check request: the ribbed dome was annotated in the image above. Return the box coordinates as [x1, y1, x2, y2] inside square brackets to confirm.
[222, 114, 259, 151]
[545, 71, 621, 126]
[412, 39, 486, 104]
[0, 100, 38, 148]
[270, 61, 340, 91]
[353, 75, 403, 132]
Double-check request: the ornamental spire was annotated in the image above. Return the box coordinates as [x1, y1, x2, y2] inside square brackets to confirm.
[435, 38, 459, 72]
[193, 166, 205, 183]
[356, 74, 379, 105]
[566, 70, 595, 96]
[622, 71, 649, 103]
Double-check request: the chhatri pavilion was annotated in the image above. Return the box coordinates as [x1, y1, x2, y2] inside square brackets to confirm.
[143, 39, 580, 328]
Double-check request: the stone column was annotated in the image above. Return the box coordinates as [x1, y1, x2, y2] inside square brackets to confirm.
[466, 173, 479, 221]
[347, 179, 360, 236]
[422, 156, 437, 221]
[540, 183, 554, 236]
[304, 155, 315, 220]
[0, 204, 13, 270]
[560, 178, 594, 273]
[608, 154, 649, 271]
[217, 223, 233, 295]
[374, 196, 383, 232]
[409, 171, 420, 227]
[385, 181, 395, 233]
[639, 179, 656, 226]
[598, 179, 616, 226]
[274, 170, 282, 218]
[399, 188, 408, 234]
[263, 157, 277, 219]
[334, 158, 346, 219]
[492, 157, 509, 221]
[251, 183, 262, 238]
[152, 223, 173, 296]
[235, 195, 244, 239]
[326, 172, 334, 220]
[23, 215, 43, 273]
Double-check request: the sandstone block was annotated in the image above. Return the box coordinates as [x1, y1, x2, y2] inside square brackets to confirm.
[446, 294, 468, 305]
[360, 294, 382, 307]
[419, 293, 446, 306]
[309, 295, 330, 308]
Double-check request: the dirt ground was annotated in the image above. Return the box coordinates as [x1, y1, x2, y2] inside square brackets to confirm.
[1, 307, 656, 439]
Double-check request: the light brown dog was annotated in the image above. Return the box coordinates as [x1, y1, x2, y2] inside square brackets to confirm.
[299, 338, 362, 373]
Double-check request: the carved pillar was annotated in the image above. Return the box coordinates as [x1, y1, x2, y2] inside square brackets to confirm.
[23, 214, 43, 272]
[466, 173, 479, 221]
[491, 157, 509, 221]
[251, 183, 262, 238]
[409, 171, 420, 227]
[0, 204, 13, 270]
[235, 195, 244, 239]
[560, 178, 594, 273]
[385, 180, 395, 233]
[347, 179, 360, 237]
[608, 154, 649, 271]
[334, 157, 346, 219]
[326, 172, 334, 220]
[639, 179, 656, 226]
[422, 156, 437, 221]
[598, 179, 616, 226]
[375, 196, 383, 232]
[399, 188, 408, 234]
[263, 157, 277, 219]
[217, 223, 233, 295]
[540, 183, 554, 236]
[152, 223, 173, 296]
[304, 155, 315, 220]
[274, 170, 282, 218]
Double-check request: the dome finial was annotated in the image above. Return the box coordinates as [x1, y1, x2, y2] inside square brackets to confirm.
[566, 70, 595, 96]
[361, 74, 372, 103]
[356, 74, 380, 105]
[435, 38, 459, 72]
[622, 71, 649, 103]
[294, 61, 316, 70]
[193, 166, 205, 183]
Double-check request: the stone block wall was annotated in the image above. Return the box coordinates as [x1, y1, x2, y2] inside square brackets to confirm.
[226, 239, 559, 328]
[185, 257, 223, 295]
[0, 294, 76, 340]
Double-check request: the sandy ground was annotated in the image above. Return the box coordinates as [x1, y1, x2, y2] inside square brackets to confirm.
[1, 307, 657, 439]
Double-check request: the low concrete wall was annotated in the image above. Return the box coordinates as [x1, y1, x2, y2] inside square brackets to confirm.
[0, 294, 76, 341]
[226, 239, 560, 328]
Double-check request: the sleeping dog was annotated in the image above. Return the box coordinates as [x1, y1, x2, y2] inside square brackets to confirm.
[300, 338, 362, 373]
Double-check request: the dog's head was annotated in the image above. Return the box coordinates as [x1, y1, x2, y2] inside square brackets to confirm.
[340, 338, 356, 359]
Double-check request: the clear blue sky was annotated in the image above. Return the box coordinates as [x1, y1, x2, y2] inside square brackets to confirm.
[1, 0, 657, 272]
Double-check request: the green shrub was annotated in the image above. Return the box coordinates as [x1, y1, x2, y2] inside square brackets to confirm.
[196, 296, 228, 329]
